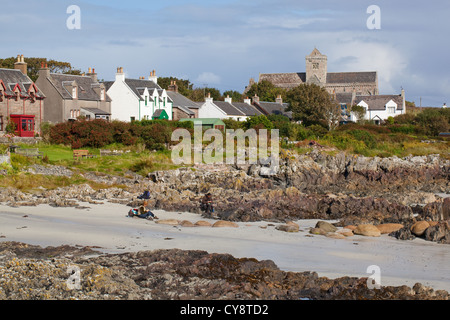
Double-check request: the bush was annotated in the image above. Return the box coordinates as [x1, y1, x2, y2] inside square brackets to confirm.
[308, 124, 328, 138]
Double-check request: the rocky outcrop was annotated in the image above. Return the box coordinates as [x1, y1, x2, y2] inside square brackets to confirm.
[0, 242, 448, 300]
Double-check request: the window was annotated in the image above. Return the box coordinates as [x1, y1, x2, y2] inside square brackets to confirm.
[312, 63, 319, 70]
[130, 116, 135, 122]
[0, 116, 3, 131]
[72, 86, 77, 99]
[70, 110, 74, 118]
[388, 106, 395, 114]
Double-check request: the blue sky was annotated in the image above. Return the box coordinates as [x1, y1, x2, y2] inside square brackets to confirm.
[1, 0, 449, 107]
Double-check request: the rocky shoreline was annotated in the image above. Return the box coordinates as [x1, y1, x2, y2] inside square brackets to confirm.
[1, 151, 449, 300]
[0, 241, 448, 300]
[3, 151, 449, 244]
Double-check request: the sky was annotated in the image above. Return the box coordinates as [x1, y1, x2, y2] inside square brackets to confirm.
[1, 0, 449, 107]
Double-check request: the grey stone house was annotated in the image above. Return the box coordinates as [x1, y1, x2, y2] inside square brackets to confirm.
[35, 65, 111, 123]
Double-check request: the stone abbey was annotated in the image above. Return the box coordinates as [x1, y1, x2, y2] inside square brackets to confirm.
[247, 48, 379, 96]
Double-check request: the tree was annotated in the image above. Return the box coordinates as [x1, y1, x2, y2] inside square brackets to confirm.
[351, 104, 367, 123]
[189, 87, 221, 102]
[157, 76, 194, 97]
[245, 80, 286, 102]
[223, 90, 243, 102]
[285, 83, 336, 128]
[0, 57, 82, 82]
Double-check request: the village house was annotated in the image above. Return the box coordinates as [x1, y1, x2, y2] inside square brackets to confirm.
[35, 65, 111, 123]
[103, 68, 173, 121]
[0, 55, 45, 137]
[166, 80, 199, 120]
[197, 93, 262, 121]
[251, 94, 292, 119]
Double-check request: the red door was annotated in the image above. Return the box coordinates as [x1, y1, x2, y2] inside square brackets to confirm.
[10, 115, 35, 137]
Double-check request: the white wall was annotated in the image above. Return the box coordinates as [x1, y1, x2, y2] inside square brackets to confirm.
[198, 100, 227, 118]
[351, 99, 404, 122]
[107, 78, 139, 122]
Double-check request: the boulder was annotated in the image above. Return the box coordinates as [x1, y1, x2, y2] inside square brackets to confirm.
[410, 221, 430, 236]
[155, 219, 180, 225]
[212, 220, 239, 228]
[376, 223, 404, 234]
[309, 228, 327, 235]
[315, 221, 337, 233]
[195, 220, 212, 227]
[326, 232, 346, 239]
[336, 228, 354, 237]
[354, 224, 381, 237]
[179, 220, 195, 227]
[276, 221, 299, 233]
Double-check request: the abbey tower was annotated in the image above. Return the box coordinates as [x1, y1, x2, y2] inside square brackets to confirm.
[305, 48, 327, 85]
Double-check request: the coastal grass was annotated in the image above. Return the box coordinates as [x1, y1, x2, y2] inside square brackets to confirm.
[0, 172, 125, 192]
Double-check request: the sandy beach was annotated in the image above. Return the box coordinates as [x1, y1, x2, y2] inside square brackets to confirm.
[1, 201, 449, 292]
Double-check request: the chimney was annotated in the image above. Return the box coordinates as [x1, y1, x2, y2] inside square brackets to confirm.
[38, 59, 50, 78]
[14, 54, 28, 75]
[116, 67, 125, 82]
[401, 87, 406, 114]
[149, 70, 157, 84]
[351, 88, 356, 106]
[224, 94, 232, 104]
[252, 94, 260, 104]
[244, 96, 252, 105]
[87, 67, 98, 82]
[168, 80, 178, 93]
[205, 92, 213, 103]
[275, 94, 283, 104]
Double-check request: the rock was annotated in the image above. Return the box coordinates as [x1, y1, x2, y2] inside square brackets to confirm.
[315, 221, 337, 233]
[390, 226, 416, 240]
[336, 228, 354, 237]
[179, 220, 195, 227]
[309, 228, 327, 235]
[376, 223, 404, 234]
[354, 224, 381, 237]
[424, 222, 450, 243]
[326, 232, 346, 239]
[410, 221, 430, 236]
[212, 220, 239, 228]
[344, 225, 357, 231]
[276, 221, 299, 233]
[195, 220, 212, 227]
[155, 219, 180, 225]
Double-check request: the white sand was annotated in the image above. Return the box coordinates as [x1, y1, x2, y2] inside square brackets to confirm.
[1, 201, 450, 292]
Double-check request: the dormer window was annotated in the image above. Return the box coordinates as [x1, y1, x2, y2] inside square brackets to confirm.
[72, 86, 77, 99]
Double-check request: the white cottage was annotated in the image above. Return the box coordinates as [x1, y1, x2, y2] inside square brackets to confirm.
[350, 90, 406, 124]
[103, 68, 173, 121]
[198, 94, 261, 121]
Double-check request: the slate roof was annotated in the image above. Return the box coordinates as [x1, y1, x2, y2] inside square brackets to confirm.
[167, 91, 200, 109]
[0, 68, 45, 98]
[355, 95, 404, 111]
[231, 102, 263, 116]
[81, 107, 111, 115]
[213, 101, 245, 116]
[123, 78, 161, 101]
[327, 72, 377, 84]
[258, 72, 306, 89]
[254, 101, 291, 119]
[48, 73, 111, 102]
[258, 71, 377, 87]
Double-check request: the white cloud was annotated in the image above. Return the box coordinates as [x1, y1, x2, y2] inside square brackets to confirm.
[330, 40, 408, 94]
[195, 72, 221, 86]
